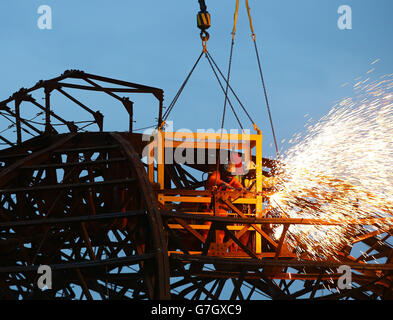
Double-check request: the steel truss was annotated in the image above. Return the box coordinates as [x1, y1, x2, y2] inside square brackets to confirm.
[0, 72, 392, 300]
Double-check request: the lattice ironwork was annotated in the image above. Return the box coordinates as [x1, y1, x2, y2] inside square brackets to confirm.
[0, 72, 392, 300]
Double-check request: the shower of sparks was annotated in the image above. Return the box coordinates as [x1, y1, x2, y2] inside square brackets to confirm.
[270, 73, 393, 260]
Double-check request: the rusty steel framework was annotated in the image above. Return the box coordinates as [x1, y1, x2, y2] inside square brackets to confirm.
[0, 71, 393, 300]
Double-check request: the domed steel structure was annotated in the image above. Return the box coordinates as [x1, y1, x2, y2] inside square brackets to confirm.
[0, 71, 392, 300]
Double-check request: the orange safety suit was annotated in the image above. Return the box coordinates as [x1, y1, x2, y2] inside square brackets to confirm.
[204, 170, 243, 244]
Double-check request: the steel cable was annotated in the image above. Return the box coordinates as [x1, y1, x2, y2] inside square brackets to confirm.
[162, 51, 204, 123]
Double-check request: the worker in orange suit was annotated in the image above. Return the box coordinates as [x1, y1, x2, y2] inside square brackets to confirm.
[205, 166, 243, 191]
[204, 159, 246, 244]
[209, 158, 282, 249]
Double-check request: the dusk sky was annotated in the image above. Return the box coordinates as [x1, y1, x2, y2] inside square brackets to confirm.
[0, 0, 392, 301]
[0, 0, 392, 158]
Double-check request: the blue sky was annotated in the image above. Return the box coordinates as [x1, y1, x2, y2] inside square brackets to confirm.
[0, 0, 392, 300]
[0, 0, 392, 158]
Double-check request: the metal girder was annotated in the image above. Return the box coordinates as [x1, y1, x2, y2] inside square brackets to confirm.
[0, 70, 165, 147]
[1, 72, 393, 300]
[0, 131, 170, 300]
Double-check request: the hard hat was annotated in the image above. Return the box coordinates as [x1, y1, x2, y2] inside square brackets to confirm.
[223, 152, 243, 175]
[230, 152, 243, 167]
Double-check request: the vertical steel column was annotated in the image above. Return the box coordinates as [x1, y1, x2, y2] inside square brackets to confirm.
[15, 99, 22, 145]
[158, 93, 164, 129]
[255, 132, 263, 254]
[148, 142, 155, 184]
[122, 98, 134, 133]
[158, 130, 165, 189]
[129, 101, 133, 133]
[44, 87, 51, 133]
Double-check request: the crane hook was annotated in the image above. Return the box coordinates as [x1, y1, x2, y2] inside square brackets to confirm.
[197, 0, 211, 52]
[200, 31, 210, 53]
